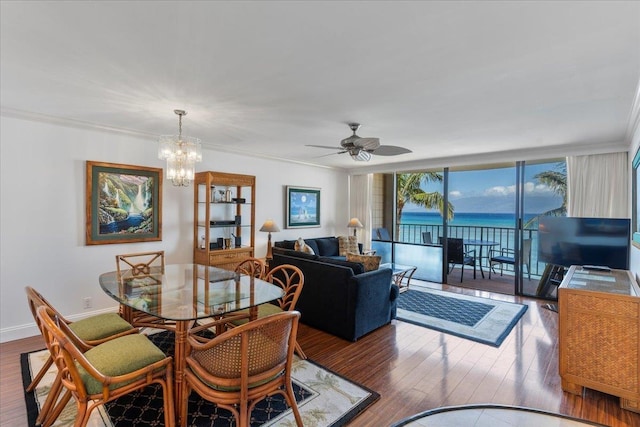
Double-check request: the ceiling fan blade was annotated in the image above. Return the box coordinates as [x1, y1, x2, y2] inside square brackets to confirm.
[354, 137, 380, 150]
[371, 145, 412, 156]
[306, 144, 343, 150]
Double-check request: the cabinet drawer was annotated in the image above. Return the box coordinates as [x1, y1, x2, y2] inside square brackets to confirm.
[209, 248, 253, 270]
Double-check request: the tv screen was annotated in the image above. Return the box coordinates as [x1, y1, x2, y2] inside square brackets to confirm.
[538, 217, 630, 269]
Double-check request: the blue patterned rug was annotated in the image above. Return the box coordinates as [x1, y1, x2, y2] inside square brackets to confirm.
[22, 331, 379, 426]
[397, 288, 528, 347]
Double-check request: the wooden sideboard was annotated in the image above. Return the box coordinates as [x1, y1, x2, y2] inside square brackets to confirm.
[558, 265, 640, 413]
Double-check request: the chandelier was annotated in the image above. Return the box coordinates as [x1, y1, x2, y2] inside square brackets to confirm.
[158, 109, 202, 187]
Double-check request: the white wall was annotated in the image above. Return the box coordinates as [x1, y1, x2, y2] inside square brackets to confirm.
[0, 115, 348, 342]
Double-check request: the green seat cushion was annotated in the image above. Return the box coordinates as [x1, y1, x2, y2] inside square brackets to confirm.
[80, 334, 166, 395]
[69, 313, 133, 341]
[229, 303, 283, 326]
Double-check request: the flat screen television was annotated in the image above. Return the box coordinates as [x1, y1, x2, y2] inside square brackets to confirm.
[538, 217, 630, 269]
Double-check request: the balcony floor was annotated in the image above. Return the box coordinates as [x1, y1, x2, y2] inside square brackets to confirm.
[420, 265, 550, 298]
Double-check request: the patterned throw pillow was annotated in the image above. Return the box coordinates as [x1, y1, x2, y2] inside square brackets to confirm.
[338, 235, 359, 256]
[346, 252, 382, 272]
[294, 237, 315, 255]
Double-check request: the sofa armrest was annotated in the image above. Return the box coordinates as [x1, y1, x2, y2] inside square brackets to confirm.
[348, 267, 395, 340]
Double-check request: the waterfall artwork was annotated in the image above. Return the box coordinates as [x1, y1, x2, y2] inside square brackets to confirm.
[86, 161, 163, 245]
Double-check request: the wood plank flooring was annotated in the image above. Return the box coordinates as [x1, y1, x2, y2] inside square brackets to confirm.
[2, 279, 639, 427]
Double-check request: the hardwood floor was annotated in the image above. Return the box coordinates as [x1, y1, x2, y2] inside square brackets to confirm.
[2, 280, 638, 427]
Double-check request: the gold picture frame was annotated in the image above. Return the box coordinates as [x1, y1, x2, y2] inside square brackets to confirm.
[86, 161, 162, 245]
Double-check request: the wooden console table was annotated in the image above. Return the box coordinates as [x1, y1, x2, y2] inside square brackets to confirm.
[558, 265, 640, 413]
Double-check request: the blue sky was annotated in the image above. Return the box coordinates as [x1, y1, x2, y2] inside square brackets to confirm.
[405, 161, 564, 214]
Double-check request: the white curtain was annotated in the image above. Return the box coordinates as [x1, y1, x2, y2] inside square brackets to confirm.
[349, 174, 373, 249]
[567, 152, 629, 218]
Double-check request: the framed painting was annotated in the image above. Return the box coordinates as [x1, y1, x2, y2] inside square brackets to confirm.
[86, 161, 162, 245]
[633, 147, 640, 248]
[286, 186, 320, 228]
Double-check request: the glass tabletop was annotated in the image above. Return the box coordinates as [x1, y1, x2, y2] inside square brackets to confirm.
[99, 263, 284, 321]
[380, 263, 416, 275]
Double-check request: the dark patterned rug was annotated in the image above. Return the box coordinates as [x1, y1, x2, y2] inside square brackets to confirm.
[396, 288, 528, 347]
[22, 330, 379, 426]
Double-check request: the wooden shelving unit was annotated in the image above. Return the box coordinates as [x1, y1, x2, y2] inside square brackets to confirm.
[193, 171, 256, 271]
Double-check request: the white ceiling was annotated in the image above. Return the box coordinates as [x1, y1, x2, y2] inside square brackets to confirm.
[2, 1, 639, 171]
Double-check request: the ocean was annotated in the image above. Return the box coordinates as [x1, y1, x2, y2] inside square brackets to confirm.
[398, 211, 543, 275]
[400, 211, 539, 228]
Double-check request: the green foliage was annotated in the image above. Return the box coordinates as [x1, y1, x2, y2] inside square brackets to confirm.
[396, 172, 454, 239]
[524, 162, 567, 228]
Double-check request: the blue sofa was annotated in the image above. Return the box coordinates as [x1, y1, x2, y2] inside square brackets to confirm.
[271, 239, 398, 341]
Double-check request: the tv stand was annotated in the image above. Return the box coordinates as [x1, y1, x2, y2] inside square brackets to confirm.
[559, 265, 640, 413]
[536, 264, 565, 299]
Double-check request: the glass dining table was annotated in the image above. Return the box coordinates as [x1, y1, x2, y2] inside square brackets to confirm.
[99, 263, 284, 425]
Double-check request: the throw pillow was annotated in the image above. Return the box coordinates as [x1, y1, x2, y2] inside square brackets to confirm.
[294, 237, 315, 255]
[338, 235, 359, 256]
[346, 252, 382, 272]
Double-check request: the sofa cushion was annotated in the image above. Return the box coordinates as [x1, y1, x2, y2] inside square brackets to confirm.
[346, 252, 382, 272]
[294, 237, 315, 255]
[317, 256, 365, 275]
[338, 235, 359, 256]
[315, 237, 339, 256]
[275, 240, 297, 250]
[272, 246, 318, 261]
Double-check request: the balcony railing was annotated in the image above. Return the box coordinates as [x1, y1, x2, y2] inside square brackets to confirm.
[396, 223, 543, 278]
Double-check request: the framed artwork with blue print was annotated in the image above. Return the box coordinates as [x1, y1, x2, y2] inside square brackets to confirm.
[286, 186, 320, 228]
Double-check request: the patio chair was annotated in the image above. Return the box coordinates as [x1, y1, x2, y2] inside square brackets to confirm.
[422, 232, 433, 244]
[373, 227, 392, 241]
[35, 305, 174, 427]
[489, 239, 532, 280]
[180, 311, 303, 427]
[444, 237, 476, 282]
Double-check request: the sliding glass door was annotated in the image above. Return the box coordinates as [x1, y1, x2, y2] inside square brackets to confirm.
[371, 158, 566, 296]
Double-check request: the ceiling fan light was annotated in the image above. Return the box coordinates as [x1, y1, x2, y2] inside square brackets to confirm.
[351, 150, 371, 161]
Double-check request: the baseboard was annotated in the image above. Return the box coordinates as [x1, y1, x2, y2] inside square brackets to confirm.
[0, 307, 119, 343]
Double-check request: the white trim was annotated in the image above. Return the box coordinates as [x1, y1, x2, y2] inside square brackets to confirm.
[0, 306, 120, 343]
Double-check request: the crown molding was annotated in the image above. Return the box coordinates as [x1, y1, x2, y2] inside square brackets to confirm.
[1, 107, 343, 172]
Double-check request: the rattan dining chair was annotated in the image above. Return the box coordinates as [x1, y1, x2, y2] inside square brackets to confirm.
[35, 305, 175, 427]
[115, 251, 175, 330]
[180, 311, 303, 427]
[225, 264, 306, 359]
[235, 257, 267, 279]
[25, 286, 137, 427]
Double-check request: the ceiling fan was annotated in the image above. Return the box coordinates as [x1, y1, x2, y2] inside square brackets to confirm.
[307, 123, 412, 161]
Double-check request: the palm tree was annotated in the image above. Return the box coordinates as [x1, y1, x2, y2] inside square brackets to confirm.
[524, 162, 567, 228]
[396, 172, 454, 239]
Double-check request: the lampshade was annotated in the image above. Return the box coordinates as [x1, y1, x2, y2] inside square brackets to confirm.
[260, 219, 281, 233]
[158, 109, 202, 187]
[347, 218, 364, 229]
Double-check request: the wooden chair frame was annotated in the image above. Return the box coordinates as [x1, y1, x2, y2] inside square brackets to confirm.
[234, 257, 267, 279]
[223, 264, 306, 359]
[25, 286, 137, 427]
[181, 311, 303, 427]
[35, 305, 174, 427]
[115, 251, 176, 330]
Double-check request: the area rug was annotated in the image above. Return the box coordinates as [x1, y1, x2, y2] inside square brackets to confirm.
[396, 287, 527, 347]
[22, 331, 379, 427]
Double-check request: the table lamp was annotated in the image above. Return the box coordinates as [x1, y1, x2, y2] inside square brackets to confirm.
[260, 219, 280, 261]
[347, 217, 364, 237]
